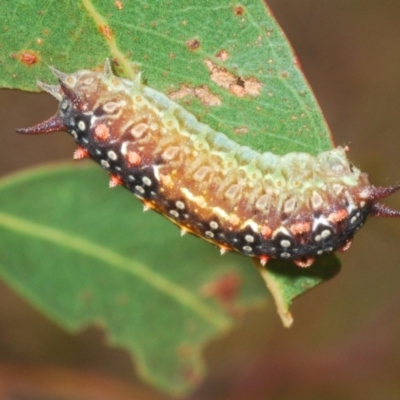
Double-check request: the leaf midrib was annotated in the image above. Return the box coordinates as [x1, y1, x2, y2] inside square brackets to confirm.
[0, 211, 229, 330]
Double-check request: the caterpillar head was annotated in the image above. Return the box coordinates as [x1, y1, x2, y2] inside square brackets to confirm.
[16, 59, 138, 146]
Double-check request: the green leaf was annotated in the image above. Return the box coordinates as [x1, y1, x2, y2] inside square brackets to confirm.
[1, 0, 332, 155]
[0, 164, 268, 395]
[0, 0, 340, 395]
[254, 256, 341, 327]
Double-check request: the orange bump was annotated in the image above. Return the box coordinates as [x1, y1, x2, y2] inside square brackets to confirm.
[328, 209, 348, 223]
[290, 222, 311, 235]
[294, 257, 315, 268]
[127, 151, 141, 166]
[73, 146, 89, 160]
[261, 225, 272, 239]
[229, 215, 241, 226]
[94, 123, 110, 141]
[109, 174, 122, 188]
[259, 256, 269, 266]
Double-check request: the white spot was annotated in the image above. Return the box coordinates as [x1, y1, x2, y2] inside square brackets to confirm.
[224, 184, 240, 200]
[312, 215, 331, 231]
[333, 184, 344, 196]
[280, 239, 291, 247]
[245, 234, 254, 243]
[153, 165, 161, 181]
[205, 230, 214, 238]
[255, 194, 269, 211]
[315, 235, 322, 242]
[78, 120, 86, 131]
[100, 160, 110, 168]
[359, 188, 371, 199]
[209, 221, 219, 230]
[212, 206, 230, 220]
[272, 226, 291, 238]
[162, 146, 180, 161]
[181, 188, 207, 208]
[360, 201, 366, 207]
[115, 166, 121, 171]
[281, 252, 291, 258]
[176, 201, 185, 210]
[61, 99, 69, 110]
[311, 191, 323, 209]
[241, 219, 259, 233]
[135, 185, 145, 194]
[170, 210, 179, 218]
[344, 191, 357, 213]
[83, 77, 94, 86]
[128, 175, 135, 181]
[71, 130, 78, 139]
[96, 149, 102, 155]
[194, 166, 211, 181]
[317, 250, 323, 255]
[284, 198, 296, 214]
[142, 177, 152, 186]
[108, 150, 117, 160]
[130, 122, 149, 138]
[103, 101, 120, 113]
[350, 216, 357, 224]
[242, 245, 253, 252]
[82, 138, 89, 144]
[321, 229, 331, 238]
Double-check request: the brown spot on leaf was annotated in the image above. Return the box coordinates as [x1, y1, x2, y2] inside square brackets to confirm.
[182, 366, 202, 385]
[216, 49, 230, 61]
[169, 84, 222, 107]
[177, 343, 194, 359]
[99, 24, 113, 40]
[204, 59, 263, 97]
[233, 126, 249, 135]
[201, 272, 242, 307]
[234, 5, 245, 16]
[79, 290, 93, 303]
[114, 0, 123, 9]
[185, 38, 201, 52]
[16, 50, 40, 66]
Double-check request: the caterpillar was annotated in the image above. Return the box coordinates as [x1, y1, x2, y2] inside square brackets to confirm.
[17, 60, 400, 268]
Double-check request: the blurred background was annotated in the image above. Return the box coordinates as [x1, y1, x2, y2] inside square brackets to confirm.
[1, 0, 400, 399]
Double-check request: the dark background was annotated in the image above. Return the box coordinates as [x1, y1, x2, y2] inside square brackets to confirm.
[1, 1, 400, 399]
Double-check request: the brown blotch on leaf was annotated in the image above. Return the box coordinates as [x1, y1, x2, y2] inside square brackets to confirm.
[234, 5, 246, 16]
[204, 59, 263, 97]
[185, 38, 201, 52]
[216, 49, 230, 62]
[114, 0, 123, 9]
[201, 272, 242, 307]
[233, 126, 249, 135]
[99, 24, 113, 40]
[169, 84, 222, 107]
[16, 50, 40, 66]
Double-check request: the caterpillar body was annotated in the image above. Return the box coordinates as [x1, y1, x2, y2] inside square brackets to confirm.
[17, 60, 400, 268]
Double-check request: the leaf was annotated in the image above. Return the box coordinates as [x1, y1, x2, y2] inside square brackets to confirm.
[0, 0, 340, 395]
[0, 164, 268, 395]
[1, 0, 332, 154]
